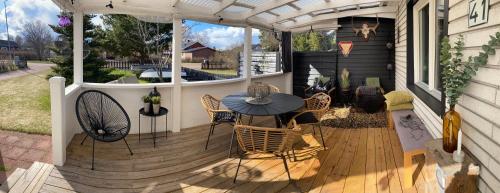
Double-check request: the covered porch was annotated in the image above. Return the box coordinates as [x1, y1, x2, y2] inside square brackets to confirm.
[0, 0, 450, 192]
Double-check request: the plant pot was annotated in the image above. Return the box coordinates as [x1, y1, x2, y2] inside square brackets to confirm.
[443, 105, 461, 153]
[153, 104, 160, 115]
[143, 102, 151, 113]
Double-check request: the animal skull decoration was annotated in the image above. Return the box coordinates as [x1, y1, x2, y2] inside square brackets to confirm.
[352, 16, 380, 41]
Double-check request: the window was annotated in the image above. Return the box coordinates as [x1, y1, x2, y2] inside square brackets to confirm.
[413, 0, 442, 99]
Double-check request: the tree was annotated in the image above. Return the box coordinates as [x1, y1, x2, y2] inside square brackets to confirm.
[47, 14, 113, 85]
[22, 21, 52, 60]
[292, 33, 309, 51]
[100, 15, 172, 62]
[258, 31, 280, 51]
[14, 36, 23, 48]
[308, 32, 322, 51]
[183, 22, 208, 46]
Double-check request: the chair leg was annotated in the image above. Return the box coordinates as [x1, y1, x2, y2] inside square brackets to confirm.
[80, 134, 88, 145]
[123, 138, 133, 155]
[228, 128, 236, 158]
[318, 124, 326, 149]
[91, 138, 95, 170]
[291, 145, 297, 162]
[233, 155, 243, 183]
[281, 154, 291, 182]
[312, 125, 316, 135]
[248, 115, 253, 125]
[205, 123, 215, 150]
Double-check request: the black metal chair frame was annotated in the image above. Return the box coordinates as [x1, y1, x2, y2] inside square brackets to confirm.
[76, 90, 133, 170]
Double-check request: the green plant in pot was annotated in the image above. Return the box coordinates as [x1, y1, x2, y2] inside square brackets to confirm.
[151, 96, 161, 115]
[340, 68, 350, 92]
[142, 95, 151, 113]
[440, 33, 500, 153]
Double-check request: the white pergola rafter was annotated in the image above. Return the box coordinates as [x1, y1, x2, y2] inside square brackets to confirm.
[287, 3, 301, 11]
[240, 0, 298, 20]
[278, 6, 396, 30]
[213, 0, 236, 15]
[270, 0, 398, 24]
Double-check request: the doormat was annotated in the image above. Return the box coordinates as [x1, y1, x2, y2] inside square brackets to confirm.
[322, 107, 387, 128]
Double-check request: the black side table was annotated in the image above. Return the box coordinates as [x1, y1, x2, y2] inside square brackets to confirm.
[139, 107, 168, 148]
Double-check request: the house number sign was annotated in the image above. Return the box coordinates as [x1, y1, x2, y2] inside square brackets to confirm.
[468, 0, 489, 27]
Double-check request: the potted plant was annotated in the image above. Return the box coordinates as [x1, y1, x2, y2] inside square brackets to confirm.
[151, 96, 161, 115]
[340, 68, 350, 92]
[142, 95, 151, 113]
[440, 33, 499, 153]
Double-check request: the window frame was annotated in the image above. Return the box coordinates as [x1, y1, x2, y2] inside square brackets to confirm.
[406, 0, 449, 117]
[413, 0, 441, 100]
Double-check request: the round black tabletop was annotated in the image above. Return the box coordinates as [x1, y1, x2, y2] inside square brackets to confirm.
[221, 93, 304, 116]
[139, 107, 168, 117]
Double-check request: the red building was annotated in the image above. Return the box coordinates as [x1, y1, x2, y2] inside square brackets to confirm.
[181, 42, 215, 61]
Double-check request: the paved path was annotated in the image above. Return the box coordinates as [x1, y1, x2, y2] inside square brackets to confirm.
[0, 130, 52, 183]
[0, 62, 54, 81]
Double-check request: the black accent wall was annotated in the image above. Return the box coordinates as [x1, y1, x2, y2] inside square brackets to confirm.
[292, 17, 396, 99]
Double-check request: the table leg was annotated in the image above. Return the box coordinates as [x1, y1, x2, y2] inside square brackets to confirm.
[139, 114, 141, 142]
[154, 117, 157, 148]
[165, 115, 168, 140]
[404, 152, 413, 189]
[274, 115, 283, 128]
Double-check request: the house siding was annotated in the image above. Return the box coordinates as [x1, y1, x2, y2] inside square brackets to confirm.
[396, 0, 500, 192]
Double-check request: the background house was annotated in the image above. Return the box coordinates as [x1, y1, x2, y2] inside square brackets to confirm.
[181, 41, 215, 61]
[0, 40, 19, 50]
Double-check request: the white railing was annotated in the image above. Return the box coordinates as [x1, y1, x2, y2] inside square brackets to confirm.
[49, 72, 290, 166]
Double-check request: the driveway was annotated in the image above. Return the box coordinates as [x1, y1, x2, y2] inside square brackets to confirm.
[0, 62, 54, 81]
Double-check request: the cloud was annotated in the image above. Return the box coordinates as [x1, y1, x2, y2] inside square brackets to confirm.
[196, 26, 260, 50]
[0, 0, 59, 39]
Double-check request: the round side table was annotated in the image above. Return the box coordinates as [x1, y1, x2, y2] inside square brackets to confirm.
[139, 107, 168, 148]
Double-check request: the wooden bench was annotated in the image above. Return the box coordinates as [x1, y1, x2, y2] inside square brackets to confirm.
[387, 110, 433, 188]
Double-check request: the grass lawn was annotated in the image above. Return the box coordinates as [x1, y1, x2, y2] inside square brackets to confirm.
[200, 69, 238, 76]
[0, 70, 51, 135]
[27, 60, 54, 65]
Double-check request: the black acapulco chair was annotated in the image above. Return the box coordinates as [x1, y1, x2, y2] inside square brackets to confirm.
[76, 90, 133, 170]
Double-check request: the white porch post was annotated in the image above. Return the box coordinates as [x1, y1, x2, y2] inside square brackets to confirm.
[49, 77, 66, 166]
[73, 11, 84, 84]
[171, 16, 182, 132]
[243, 26, 252, 89]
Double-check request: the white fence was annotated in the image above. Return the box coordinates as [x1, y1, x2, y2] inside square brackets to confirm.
[239, 51, 281, 76]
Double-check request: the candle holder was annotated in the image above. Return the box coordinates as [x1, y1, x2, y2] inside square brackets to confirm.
[246, 82, 272, 105]
[453, 129, 464, 163]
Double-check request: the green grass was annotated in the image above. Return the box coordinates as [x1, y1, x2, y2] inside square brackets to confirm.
[109, 69, 137, 78]
[200, 69, 238, 76]
[27, 60, 54, 65]
[0, 70, 51, 135]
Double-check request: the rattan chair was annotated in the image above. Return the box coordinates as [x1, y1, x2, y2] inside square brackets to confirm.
[76, 90, 133, 170]
[201, 94, 237, 157]
[233, 120, 301, 183]
[288, 93, 331, 148]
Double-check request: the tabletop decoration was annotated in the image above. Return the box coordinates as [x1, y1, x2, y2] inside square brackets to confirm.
[246, 82, 272, 105]
[142, 95, 151, 113]
[151, 96, 161, 114]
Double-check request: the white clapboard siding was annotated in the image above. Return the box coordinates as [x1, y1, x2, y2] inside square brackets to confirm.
[396, 0, 500, 192]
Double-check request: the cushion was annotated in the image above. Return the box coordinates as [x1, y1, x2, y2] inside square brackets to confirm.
[384, 91, 414, 106]
[386, 101, 414, 111]
[366, 77, 381, 87]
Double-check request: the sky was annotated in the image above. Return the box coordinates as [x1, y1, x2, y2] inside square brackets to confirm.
[0, 0, 260, 50]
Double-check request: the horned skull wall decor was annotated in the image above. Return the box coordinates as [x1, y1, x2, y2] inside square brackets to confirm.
[352, 16, 380, 41]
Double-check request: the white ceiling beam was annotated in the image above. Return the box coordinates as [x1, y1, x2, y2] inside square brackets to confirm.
[241, 0, 298, 20]
[172, 0, 180, 7]
[266, 11, 280, 17]
[213, 0, 236, 15]
[279, 6, 396, 29]
[233, 2, 255, 10]
[271, 0, 398, 24]
[289, 21, 341, 33]
[287, 3, 301, 11]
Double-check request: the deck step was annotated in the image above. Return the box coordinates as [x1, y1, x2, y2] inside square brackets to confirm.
[0, 168, 27, 193]
[2, 162, 54, 193]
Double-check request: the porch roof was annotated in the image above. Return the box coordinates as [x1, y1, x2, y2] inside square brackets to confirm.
[52, 0, 398, 32]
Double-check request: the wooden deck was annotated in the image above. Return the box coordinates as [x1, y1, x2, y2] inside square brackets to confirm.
[3, 117, 439, 193]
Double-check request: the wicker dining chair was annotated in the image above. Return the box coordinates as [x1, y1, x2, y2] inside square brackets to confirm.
[233, 120, 301, 183]
[201, 94, 237, 157]
[289, 92, 331, 148]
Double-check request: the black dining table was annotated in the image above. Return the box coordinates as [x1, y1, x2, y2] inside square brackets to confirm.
[221, 93, 304, 127]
